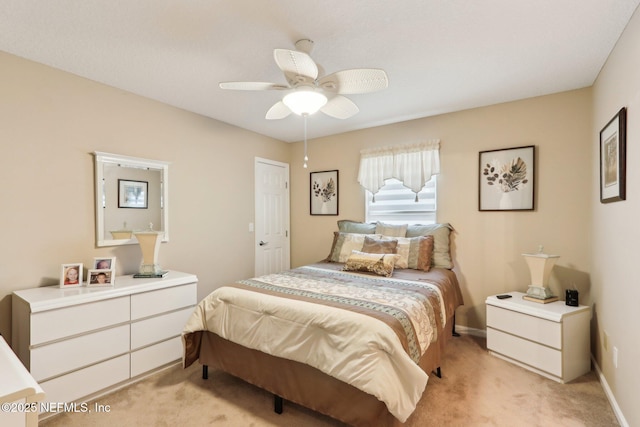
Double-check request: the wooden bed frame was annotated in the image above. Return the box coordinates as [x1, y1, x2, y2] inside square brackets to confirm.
[196, 313, 458, 427]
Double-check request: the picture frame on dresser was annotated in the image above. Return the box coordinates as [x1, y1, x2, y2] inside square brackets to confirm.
[87, 269, 114, 287]
[93, 257, 116, 271]
[60, 263, 83, 288]
[599, 107, 626, 203]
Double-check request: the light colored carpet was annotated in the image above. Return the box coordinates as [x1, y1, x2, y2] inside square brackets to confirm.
[40, 334, 619, 426]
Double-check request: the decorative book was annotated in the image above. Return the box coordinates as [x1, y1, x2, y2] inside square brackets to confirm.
[522, 295, 559, 304]
[133, 270, 169, 279]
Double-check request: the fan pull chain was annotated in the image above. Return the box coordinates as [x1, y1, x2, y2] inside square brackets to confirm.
[303, 114, 309, 169]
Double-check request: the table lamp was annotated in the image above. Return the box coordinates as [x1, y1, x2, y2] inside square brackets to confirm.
[133, 224, 165, 276]
[522, 246, 559, 303]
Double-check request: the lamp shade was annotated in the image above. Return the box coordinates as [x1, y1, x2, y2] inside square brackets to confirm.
[283, 89, 327, 115]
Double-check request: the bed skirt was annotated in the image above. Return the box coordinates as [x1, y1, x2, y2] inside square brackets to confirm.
[190, 314, 455, 427]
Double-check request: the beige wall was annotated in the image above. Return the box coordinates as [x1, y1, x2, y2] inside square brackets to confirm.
[591, 6, 640, 427]
[0, 52, 290, 339]
[291, 88, 592, 332]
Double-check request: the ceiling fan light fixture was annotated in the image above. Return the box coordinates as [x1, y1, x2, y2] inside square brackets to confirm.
[283, 89, 327, 116]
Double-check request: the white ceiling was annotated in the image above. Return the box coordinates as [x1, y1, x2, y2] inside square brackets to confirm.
[1, 1, 638, 142]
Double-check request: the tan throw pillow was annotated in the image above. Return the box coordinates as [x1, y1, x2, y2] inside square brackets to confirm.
[405, 223, 454, 269]
[375, 221, 408, 237]
[327, 232, 381, 263]
[362, 236, 398, 254]
[393, 235, 435, 270]
[343, 250, 399, 277]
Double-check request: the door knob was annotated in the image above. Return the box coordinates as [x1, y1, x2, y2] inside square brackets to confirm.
[259, 240, 268, 246]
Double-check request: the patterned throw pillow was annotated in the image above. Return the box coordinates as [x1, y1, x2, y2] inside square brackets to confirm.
[405, 223, 454, 269]
[326, 232, 381, 263]
[361, 236, 398, 254]
[343, 250, 399, 277]
[380, 235, 434, 270]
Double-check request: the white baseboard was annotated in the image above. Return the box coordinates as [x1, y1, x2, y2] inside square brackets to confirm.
[454, 324, 486, 337]
[591, 355, 629, 427]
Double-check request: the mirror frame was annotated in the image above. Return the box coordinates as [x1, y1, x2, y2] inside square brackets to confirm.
[94, 151, 170, 247]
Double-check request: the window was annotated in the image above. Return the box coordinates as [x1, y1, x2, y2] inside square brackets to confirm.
[365, 177, 437, 225]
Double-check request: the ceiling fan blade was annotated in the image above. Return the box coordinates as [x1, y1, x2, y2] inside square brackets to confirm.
[318, 69, 388, 94]
[274, 49, 319, 84]
[219, 81, 289, 91]
[320, 95, 359, 119]
[265, 101, 292, 120]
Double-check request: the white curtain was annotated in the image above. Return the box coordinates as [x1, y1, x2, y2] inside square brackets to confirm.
[358, 140, 440, 201]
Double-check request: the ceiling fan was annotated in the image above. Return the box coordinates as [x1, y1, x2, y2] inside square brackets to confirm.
[219, 39, 388, 120]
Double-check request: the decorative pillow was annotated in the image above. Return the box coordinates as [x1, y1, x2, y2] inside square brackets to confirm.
[405, 223, 454, 269]
[343, 250, 399, 277]
[362, 236, 398, 254]
[375, 221, 408, 237]
[390, 235, 434, 270]
[326, 232, 381, 263]
[337, 220, 376, 234]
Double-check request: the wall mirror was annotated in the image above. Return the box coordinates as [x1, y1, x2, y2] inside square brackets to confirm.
[94, 151, 169, 247]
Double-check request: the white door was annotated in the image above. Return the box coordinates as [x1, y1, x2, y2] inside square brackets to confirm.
[255, 158, 290, 276]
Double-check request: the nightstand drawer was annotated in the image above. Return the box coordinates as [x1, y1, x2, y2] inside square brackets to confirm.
[487, 305, 561, 349]
[487, 328, 562, 377]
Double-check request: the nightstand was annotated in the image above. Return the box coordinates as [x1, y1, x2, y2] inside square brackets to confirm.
[486, 291, 591, 383]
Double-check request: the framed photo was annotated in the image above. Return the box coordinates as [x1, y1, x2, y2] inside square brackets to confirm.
[93, 257, 116, 272]
[118, 179, 148, 209]
[87, 269, 114, 287]
[60, 263, 83, 288]
[310, 170, 339, 215]
[479, 145, 535, 211]
[600, 107, 627, 203]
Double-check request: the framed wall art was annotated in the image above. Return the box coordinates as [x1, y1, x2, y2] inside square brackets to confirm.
[479, 145, 535, 211]
[60, 263, 83, 288]
[310, 170, 339, 215]
[600, 107, 626, 203]
[118, 179, 148, 209]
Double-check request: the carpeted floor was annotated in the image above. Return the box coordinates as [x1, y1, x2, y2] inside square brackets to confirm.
[40, 334, 619, 427]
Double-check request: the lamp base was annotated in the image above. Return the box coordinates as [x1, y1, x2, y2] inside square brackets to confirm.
[524, 285, 558, 303]
[138, 263, 163, 275]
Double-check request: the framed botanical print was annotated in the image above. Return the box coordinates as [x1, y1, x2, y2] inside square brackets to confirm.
[479, 145, 535, 211]
[310, 170, 339, 215]
[600, 107, 626, 203]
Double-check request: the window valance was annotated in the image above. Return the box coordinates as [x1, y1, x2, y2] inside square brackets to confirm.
[358, 140, 440, 201]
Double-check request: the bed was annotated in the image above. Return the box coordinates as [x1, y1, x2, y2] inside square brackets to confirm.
[182, 222, 463, 426]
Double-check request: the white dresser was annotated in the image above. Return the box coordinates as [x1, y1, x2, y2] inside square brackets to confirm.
[11, 270, 197, 408]
[486, 292, 591, 383]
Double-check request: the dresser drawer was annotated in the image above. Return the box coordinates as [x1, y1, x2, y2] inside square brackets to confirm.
[486, 305, 561, 349]
[131, 306, 194, 350]
[31, 296, 129, 345]
[31, 325, 130, 381]
[130, 336, 182, 377]
[487, 328, 562, 377]
[40, 354, 129, 405]
[131, 283, 197, 320]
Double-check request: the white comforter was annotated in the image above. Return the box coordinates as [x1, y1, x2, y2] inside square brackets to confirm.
[182, 269, 437, 422]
